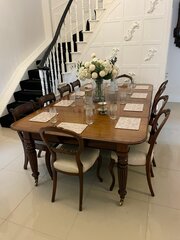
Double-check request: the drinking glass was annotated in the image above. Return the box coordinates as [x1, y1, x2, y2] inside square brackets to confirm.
[85, 106, 94, 125]
[109, 103, 118, 120]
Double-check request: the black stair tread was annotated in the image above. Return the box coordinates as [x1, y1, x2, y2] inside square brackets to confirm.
[20, 79, 41, 90]
[28, 69, 40, 79]
[14, 90, 42, 102]
[0, 113, 14, 128]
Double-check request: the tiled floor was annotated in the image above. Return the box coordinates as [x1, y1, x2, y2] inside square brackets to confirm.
[0, 102, 180, 240]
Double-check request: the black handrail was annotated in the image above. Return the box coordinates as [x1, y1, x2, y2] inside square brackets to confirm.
[38, 0, 74, 69]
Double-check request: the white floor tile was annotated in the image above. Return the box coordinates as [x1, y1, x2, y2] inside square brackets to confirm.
[67, 189, 148, 240]
[146, 204, 180, 240]
[0, 170, 34, 219]
[0, 221, 61, 240]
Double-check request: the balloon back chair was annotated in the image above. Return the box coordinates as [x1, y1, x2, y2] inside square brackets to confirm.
[10, 102, 52, 178]
[40, 126, 103, 211]
[109, 108, 171, 196]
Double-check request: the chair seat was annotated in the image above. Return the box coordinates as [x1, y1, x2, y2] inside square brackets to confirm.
[54, 145, 100, 173]
[111, 142, 153, 166]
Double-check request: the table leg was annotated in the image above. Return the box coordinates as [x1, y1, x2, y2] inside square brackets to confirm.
[23, 132, 39, 186]
[116, 144, 129, 206]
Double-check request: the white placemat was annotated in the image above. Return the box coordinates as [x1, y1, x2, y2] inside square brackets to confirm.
[57, 122, 88, 134]
[131, 93, 148, 99]
[124, 103, 144, 112]
[115, 117, 141, 130]
[29, 112, 56, 122]
[54, 100, 74, 107]
[135, 85, 149, 90]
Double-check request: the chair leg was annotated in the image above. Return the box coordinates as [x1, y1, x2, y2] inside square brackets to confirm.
[45, 150, 53, 179]
[97, 155, 103, 182]
[37, 150, 42, 158]
[150, 164, 154, 178]
[51, 170, 57, 202]
[79, 174, 83, 211]
[109, 158, 115, 191]
[152, 157, 156, 167]
[23, 154, 28, 170]
[146, 164, 155, 197]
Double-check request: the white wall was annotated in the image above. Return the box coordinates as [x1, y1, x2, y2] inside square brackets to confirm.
[166, 0, 180, 102]
[0, 0, 45, 94]
[0, 0, 53, 116]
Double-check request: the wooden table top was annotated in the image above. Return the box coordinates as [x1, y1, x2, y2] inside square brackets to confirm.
[11, 84, 153, 145]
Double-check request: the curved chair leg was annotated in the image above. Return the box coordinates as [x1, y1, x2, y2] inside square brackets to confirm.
[45, 150, 53, 179]
[150, 164, 154, 178]
[37, 150, 42, 158]
[146, 164, 155, 196]
[51, 170, 57, 202]
[97, 155, 103, 182]
[23, 154, 28, 170]
[152, 157, 156, 167]
[109, 158, 115, 191]
[79, 174, 83, 211]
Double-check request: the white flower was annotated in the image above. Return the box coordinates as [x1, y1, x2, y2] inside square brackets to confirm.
[89, 64, 96, 72]
[92, 72, 98, 79]
[99, 70, 106, 77]
[112, 69, 118, 78]
[84, 62, 90, 68]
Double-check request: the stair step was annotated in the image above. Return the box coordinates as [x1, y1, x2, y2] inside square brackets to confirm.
[20, 79, 42, 91]
[0, 113, 14, 128]
[28, 69, 40, 79]
[7, 101, 26, 113]
[14, 90, 42, 102]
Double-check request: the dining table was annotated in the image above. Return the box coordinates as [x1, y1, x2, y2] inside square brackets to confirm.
[11, 83, 153, 206]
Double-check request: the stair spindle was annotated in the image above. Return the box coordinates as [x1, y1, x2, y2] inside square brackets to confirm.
[60, 33, 65, 74]
[75, 0, 80, 43]
[69, 8, 74, 54]
[88, 0, 92, 21]
[64, 22, 70, 64]
[49, 53, 56, 93]
[55, 41, 61, 84]
[96, 0, 98, 9]
[52, 46, 58, 95]
[81, 0, 85, 32]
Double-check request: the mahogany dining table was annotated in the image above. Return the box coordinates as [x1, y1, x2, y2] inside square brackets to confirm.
[11, 84, 153, 205]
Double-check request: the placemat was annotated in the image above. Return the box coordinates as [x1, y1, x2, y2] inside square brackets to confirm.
[115, 117, 141, 130]
[131, 93, 148, 99]
[54, 100, 74, 107]
[29, 112, 56, 122]
[124, 103, 144, 112]
[57, 122, 88, 134]
[135, 85, 149, 90]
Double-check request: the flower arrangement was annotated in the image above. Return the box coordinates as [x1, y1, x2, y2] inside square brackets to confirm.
[77, 48, 119, 81]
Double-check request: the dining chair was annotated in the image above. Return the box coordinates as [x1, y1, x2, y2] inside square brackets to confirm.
[40, 126, 103, 211]
[37, 92, 56, 108]
[109, 108, 171, 195]
[70, 79, 81, 92]
[58, 84, 71, 99]
[36, 92, 56, 158]
[10, 102, 52, 178]
[150, 80, 168, 126]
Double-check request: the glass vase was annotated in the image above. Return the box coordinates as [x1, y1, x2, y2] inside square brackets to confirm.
[93, 78, 104, 103]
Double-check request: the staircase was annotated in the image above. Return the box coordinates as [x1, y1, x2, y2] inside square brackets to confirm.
[0, 0, 111, 127]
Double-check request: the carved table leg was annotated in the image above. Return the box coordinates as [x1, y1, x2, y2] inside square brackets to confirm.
[23, 132, 39, 186]
[116, 144, 129, 206]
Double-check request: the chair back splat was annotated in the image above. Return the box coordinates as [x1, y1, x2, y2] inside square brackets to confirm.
[37, 92, 56, 108]
[70, 79, 81, 92]
[58, 84, 71, 99]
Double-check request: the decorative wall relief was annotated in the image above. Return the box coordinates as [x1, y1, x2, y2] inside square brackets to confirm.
[144, 48, 157, 61]
[124, 22, 140, 41]
[147, 0, 159, 14]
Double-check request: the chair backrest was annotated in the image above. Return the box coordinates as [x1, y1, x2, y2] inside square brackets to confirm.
[58, 84, 71, 99]
[116, 74, 133, 82]
[149, 95, 169, 126]
[70, 79, 81, 92]
[40, 126, 84, 171]
[147, 108, 171, 160]
[151, 80, 168, 118]
[10, 101, 36, 121]
[37, 92, 56, 108]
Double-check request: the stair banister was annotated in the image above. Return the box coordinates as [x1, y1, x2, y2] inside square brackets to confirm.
[38, 0, 74, 69]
